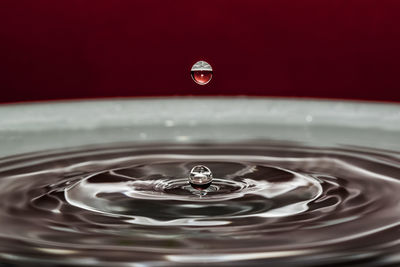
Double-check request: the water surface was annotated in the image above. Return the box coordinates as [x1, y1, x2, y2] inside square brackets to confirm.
[0, 142, 399, 266]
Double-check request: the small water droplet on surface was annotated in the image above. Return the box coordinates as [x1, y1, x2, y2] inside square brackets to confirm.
[189, 165, 213, 190]
[191, 61, 213, 85]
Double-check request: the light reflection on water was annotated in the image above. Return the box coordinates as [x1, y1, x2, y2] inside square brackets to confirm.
[0, 143, 399, 266]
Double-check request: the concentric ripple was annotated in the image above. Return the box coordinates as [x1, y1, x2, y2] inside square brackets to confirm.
[0, 143, 399, 266]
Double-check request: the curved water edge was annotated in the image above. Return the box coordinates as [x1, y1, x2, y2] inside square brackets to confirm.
[1, 98, 400, 159]
[0, 143, 399, 266]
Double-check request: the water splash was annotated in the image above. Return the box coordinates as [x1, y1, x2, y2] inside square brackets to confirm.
[0, 143, 399, 266]
[189, 165, 213, 190]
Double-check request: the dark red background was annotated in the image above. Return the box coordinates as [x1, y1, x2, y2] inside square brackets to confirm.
[1, 0, 400, 103]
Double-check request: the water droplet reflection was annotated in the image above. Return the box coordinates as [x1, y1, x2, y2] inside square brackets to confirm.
[191, 61, 213, 85]
[189, 165, 213, 190]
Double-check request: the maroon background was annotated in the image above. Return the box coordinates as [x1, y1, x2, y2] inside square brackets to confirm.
[1, 0, 400, 103]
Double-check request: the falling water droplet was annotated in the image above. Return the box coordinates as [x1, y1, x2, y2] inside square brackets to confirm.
[191, 61, 213, 85]
[189, 165, 213, 190]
